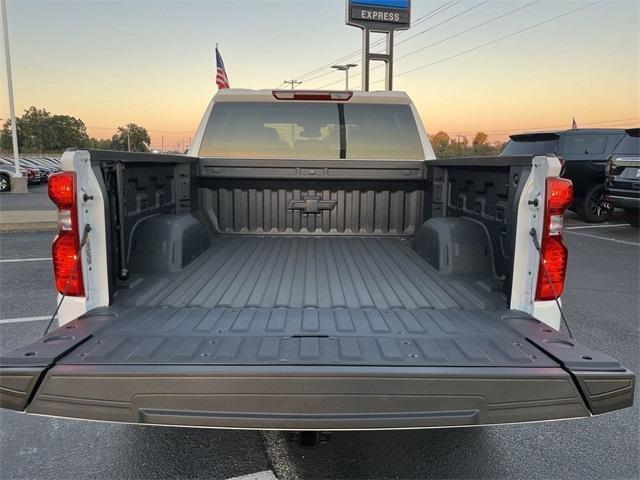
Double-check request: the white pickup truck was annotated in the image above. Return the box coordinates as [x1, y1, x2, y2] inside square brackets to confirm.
[0, 89, 634, 431]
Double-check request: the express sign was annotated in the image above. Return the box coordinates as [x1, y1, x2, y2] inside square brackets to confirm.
[347, 0, 411, 30]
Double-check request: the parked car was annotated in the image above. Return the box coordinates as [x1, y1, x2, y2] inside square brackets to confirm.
[19, 158, 50, 182]
[501, 128, 626, 223]
[0, 89, 633, 433]
[0, 165, 16, 192]
[35, 158, 62, 171]
[0, 158, 40, 187]
[26, 157, 61, 172]
[605, 128, 640, 227]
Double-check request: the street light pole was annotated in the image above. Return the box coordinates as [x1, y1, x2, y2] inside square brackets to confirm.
[331, 64, 357, 90]
[1, 0, 21, 179]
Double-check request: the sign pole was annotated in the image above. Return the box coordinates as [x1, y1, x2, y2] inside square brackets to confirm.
[361, 28, 370, 91]
[346, 0, 410, 92]
[386, 30, 394, 91]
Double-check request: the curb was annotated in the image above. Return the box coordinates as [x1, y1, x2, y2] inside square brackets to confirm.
[0, 210, 57, 232]
[0, 222, 57, 232]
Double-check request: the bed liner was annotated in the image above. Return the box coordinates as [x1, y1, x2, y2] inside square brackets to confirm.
[116, 236, 506, 310]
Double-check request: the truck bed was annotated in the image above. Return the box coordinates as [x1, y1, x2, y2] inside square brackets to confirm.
[117, 236, 506, 310]
[0, 150, 633, 431]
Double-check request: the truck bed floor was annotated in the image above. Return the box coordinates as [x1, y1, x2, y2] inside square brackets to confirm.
[118, 236, 506, 310]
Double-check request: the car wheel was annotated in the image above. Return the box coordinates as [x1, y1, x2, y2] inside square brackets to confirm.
[0, 174, 10, 193]
[627, 210, 639, 228]
[577, 184, 613, 223]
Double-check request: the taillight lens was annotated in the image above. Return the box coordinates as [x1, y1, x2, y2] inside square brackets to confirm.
[49, 172, 75, 209]
[52, 232, 84, 295]
[48, 172, 84, 296]
[535, 177, 573, 301]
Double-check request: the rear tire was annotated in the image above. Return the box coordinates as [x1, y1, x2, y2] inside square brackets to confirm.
[577, 183, 613, 223]
[626, 210, 639, 228]
[0, 174, 10, 192]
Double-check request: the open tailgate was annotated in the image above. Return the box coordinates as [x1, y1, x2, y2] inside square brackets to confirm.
[0, 307, 634, 430]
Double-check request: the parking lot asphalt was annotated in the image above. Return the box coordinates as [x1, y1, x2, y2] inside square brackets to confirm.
[0, 215, 638, 479]
[0, 184, 55, 211]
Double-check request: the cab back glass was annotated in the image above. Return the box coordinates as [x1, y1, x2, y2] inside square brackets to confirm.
[199, 102, 424, 160]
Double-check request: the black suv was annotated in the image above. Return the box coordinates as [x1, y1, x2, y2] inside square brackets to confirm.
[605, 128, 639, 227]
[501, 128, 625, 222]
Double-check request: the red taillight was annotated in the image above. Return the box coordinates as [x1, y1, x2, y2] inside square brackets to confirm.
[48, 172, 75, 209]
[535, 177, 573, 301]
[272, 90, 353, 101]
[48, 172, 84, 296]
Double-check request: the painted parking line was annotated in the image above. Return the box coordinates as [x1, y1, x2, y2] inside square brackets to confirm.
[565, 230, 640, 246]
[227, 471, 277, 480]
[0, 257, 52, 263]
[565, 224, 630, 230]
[0, 316, 52, 325]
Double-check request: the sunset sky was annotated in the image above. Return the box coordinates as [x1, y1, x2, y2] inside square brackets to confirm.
[0, 0, 638, 150]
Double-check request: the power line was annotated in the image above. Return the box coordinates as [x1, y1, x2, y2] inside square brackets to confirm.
[317, 0, 602, 90]
[289, 0, 463, 83]
[304, 0, 486, 86]
[383, 0, 604, 82]
[382, 0, 492, 51]
[395, 0, 543, 60]
[315, 0, 546, 89]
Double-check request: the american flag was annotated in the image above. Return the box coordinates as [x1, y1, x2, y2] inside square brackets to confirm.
[216, 47, 230, 89]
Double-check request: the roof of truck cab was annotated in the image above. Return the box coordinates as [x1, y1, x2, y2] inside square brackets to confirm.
[213, 88, 413, 105]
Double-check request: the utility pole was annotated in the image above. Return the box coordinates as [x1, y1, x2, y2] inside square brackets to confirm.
[331, 64, 357, 90]
[1, 0, 26, 192]
[161, 135, 164, 154]
[127, 125, 131, 152]
[283, 79, 302, 90]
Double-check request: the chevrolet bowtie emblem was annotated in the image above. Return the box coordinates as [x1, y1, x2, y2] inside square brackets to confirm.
[287, 196, 337, 214]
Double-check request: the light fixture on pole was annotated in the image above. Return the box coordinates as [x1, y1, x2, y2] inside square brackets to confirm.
[331, 64, 357, 90]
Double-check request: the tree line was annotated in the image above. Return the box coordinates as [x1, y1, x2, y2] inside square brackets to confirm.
[429, 131, 505, 157]
[1, 106, 507, 158]
[0, 107, 151, 153]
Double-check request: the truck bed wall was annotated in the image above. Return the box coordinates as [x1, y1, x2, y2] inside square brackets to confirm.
[91, 153, 532, 301]
[198, 159, 426, 236]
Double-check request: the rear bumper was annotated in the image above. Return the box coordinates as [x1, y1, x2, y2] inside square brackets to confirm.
[1, 364, 634, 430]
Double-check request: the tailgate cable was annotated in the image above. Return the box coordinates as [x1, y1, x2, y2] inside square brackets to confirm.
[43, 224, 92, 336]
[529, 227, 574, 339]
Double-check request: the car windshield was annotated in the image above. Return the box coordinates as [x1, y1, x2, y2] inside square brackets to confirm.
[199, 102, 424, 160]
[501, 138, 559, 156]
[613, 132, 640, 155]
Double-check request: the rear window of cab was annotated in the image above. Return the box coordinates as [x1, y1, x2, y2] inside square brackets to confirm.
[199, 102, 425, 160]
